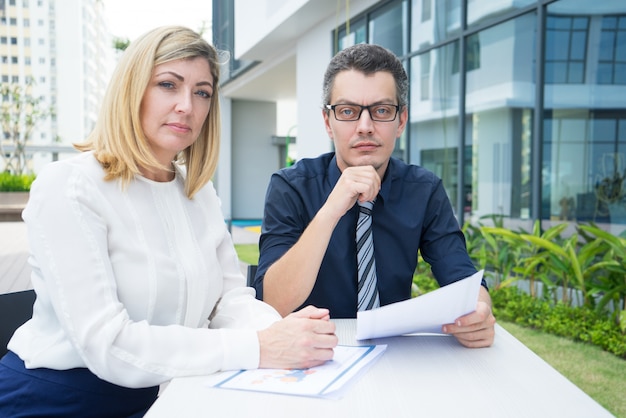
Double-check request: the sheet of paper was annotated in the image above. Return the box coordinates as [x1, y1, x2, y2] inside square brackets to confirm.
[205, 345, 386, 399]
[356, 270, 483, 340]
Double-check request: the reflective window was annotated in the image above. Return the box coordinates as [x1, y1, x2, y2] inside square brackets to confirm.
[332, 0, 626, 234]
[337, 17, 366, 51]
[467, 0, 536, 29]
[421, 0, 431, 22]
[212, 0, 256, 81]
[597, 15, 626, 84]
[544, 1, 626, 234]
[411, 0, 461, 47]
[369, 0, 408, 57]
[409, 42, 461, 209]
[545, 15, 589, 84]
[543, 111, 626, 227]
[465, 14, 536, 222]
[419, 53, 430, 100]
[452, 33, 480, 74]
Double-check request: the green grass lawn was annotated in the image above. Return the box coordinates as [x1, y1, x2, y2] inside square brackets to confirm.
[234, 244, 625, 417]
[234, 244, 259, 265]
[499, 321, 625, 418]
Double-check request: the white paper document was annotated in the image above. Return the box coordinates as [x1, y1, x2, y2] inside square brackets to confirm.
[356, 270, 484, 340]
[205, 345, 386, 399]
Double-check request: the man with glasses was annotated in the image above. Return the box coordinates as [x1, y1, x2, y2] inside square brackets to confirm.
[254, 43, 495, 348]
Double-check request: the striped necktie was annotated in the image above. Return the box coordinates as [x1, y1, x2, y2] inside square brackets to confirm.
[356, 200, 380, 311]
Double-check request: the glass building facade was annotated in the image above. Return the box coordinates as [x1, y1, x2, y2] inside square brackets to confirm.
[334, 0, 626, 236]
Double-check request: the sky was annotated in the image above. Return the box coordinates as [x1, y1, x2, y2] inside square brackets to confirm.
[102, 0, 212, 41]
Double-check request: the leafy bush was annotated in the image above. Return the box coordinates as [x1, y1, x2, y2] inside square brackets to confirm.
[492, 286, 626, 358]
[0, 172, 35, 191]
[463, 219, 626, 325]
[412, 252, 441, 297]
[411, 270, 626, 358]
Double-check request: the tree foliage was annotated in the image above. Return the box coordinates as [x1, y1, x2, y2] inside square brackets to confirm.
[112, 37, 130, 52]
[0, 81, 55, 175]
[414, 219, 626, 358]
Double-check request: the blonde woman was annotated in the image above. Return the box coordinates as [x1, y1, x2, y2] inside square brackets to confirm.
[0, 26, 336, 417]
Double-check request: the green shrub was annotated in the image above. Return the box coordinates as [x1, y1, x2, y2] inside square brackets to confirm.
[412, 271, 626, 358]
[492, 286, 626, 358]
[412, 252, 440, 297]
[0, 172, 35, 191]
[412, 274, 439, 296]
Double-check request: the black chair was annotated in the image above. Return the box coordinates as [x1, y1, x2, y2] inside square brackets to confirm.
[0, 289, 36, 357]
[246, 264, 258, 287]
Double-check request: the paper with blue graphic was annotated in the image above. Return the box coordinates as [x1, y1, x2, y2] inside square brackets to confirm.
[205, 344, 386, 398]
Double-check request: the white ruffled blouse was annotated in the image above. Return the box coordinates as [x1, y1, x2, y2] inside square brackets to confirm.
[9, 151, 280, 388]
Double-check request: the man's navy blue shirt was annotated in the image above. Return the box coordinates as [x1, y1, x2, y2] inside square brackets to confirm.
[254, 152, 480, 318]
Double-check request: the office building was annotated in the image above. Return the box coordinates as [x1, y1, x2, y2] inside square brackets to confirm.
[0, 0, 111, 172]
[213, 0, 626, 236]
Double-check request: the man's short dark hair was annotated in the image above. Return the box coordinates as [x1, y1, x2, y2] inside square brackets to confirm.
[322, 43, 408, 109]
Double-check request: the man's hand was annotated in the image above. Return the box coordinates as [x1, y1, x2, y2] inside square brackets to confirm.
[263, 166, 381, 317]
[442, 287, 496, 348]
[322, 166, 381, 220]
[257, 306, 338, 369]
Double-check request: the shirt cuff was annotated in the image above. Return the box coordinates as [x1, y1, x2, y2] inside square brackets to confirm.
[218, 328, 261, 370]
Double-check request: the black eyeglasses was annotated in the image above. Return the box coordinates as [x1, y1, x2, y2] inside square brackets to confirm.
[325, 103, 400, 122]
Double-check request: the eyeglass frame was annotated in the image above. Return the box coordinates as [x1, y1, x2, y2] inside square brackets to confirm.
[324, 103, 401, 122]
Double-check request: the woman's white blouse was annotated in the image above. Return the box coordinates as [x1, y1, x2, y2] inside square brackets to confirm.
[9, 152, 281, 388]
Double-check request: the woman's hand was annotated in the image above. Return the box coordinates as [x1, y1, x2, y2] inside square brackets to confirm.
[257, 306, 338, 369]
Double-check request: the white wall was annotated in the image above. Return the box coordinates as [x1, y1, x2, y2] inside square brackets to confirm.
[231, 100, 279, 219]
[216, 97, 233, 221]
[295, 26, 334, 159]
[234, 0, 308, 59]
[293, 0, 380, 159]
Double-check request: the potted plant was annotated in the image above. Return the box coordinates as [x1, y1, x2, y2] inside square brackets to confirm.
[0, 172, 34, 221]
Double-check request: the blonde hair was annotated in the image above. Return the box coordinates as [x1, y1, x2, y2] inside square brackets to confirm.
[76, 26, 222, 199]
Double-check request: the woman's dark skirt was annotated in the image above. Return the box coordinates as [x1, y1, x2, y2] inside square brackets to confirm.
[0, 351, 159, 417]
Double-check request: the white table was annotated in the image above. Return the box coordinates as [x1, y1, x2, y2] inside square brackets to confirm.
[145, 320, 614, 418]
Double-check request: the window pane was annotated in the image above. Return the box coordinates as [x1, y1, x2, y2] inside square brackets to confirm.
[599, 31, 615, 61]
[466, 34, 481, 71]
[552, 30, 572, 61]
[465, 14, 535, 222]
[572, 17, 589, 30]
[369, 0, 407, 57]
[409, 42, 460, 211]
[570, 31, 587, 60]
[603, 16, 617, 30]
[615, 63, 626, 84]
[617, 31, 626, 61]
[596, 63, 613, 84]
[568, 62, 584, 83]
[418, 52, 430, 100]
[554, 16, 572, 30]
[467, 0, 535, 29]
[545, 14, 589, 85]
[591, 119, 616, 142]
[411, 0, 460, 47]
[544, 0, 626, 233]
[337, 17, 366, 51]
